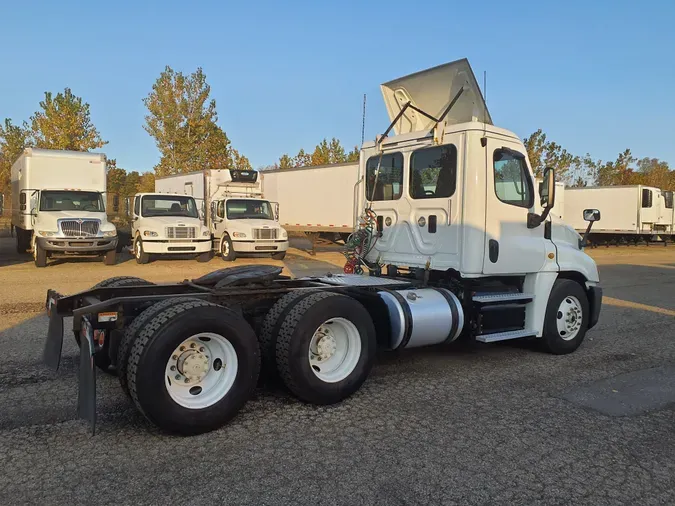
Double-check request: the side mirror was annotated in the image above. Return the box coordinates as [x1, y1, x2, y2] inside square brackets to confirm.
[273, 202, 280, 221]
[583, 209, 601, 222]
[125, 198, 131, 217]
[540, 167, 556, 209]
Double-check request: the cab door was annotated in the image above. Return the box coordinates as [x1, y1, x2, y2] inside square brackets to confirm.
[483, 139, 547, 275]
[210, 200, 226, 239]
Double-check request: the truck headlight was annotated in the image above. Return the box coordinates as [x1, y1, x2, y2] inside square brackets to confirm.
[281, 230, 287, 239]
[143, 230, 158, 237]
[101, 230, 116, 237]
[232, 232, 246, 238]
[38, 230, 58, 237]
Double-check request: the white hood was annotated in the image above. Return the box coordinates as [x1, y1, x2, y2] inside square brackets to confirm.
[380, 58, 491, 135]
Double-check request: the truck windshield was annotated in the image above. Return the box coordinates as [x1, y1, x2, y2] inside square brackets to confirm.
[39, 191, 105, 212]
[226, 199, 274, 220]
[141, 195, 199, 218]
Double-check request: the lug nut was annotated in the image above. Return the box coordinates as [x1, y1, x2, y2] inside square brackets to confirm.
[190, 343, 196, 348]
[184, 378, 189, 383]
[170, 366, 176, 371]
[199, 347, 205, 352]
[179, 346, 185, 351]
[172, 355, 178, 360]
[175, 374, 181, 380]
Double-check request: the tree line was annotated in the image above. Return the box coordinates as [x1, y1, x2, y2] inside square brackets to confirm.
[2, 66, 674, 210]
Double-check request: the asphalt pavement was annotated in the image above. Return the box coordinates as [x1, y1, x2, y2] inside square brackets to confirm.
[0, 237, 674, 505]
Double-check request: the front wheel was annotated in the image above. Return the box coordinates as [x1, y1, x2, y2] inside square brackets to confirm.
[34, 241, 47, 267]
[134, 237, 151, 264]
[540, 279, 590, 355]
[127, 301, 260, 435]
[220, 235, 236, 262]
[103, 249, 116, 265]
[275, 292, 376, 405]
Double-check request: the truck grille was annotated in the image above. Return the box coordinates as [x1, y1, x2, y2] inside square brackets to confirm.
[253, 228, 278, 240]
[59, 219, 100, 237]
[166, 226, 196, 239]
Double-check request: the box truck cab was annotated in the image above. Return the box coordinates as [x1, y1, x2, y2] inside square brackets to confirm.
[11, 148, 118, 267]
[155, 169, 289, 261]
[129, 193, 213, 264]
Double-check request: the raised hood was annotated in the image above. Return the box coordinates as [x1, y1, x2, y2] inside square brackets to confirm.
[380, 58, 492, 135]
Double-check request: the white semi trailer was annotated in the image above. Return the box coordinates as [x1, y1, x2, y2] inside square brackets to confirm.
[261, 162, 359, 245]
[155, 169, 289, 261]
[11, 148, 118, 267]
[563, 185, 671, 243]
[44, 58, 603, 436]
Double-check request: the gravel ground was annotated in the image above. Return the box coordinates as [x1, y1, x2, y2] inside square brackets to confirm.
[1, 237, 674, 505]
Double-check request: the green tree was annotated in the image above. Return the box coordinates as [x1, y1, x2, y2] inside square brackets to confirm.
[596, 149, 636, 186]
[122, 171, 141, 198]
[636, 157, 670, 189]
[30, 88, 106, 151]
[346, 146, 360, 162]
[278, 154, 293, 169]
[138, 171, 155, 193]
[144, 66, 247, 176]
[523, 129, 578, 182]
[0, 119, 31, 196]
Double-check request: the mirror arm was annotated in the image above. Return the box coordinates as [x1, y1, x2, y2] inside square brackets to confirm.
[580, 221, 595, 248]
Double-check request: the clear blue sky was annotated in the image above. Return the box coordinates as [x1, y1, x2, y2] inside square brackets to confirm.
[1, 0, 673, 172]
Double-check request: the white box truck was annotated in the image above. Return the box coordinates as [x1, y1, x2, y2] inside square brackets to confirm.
[155, 169, 289, 261]
[44, 58, 603, 436]
[127, 192, 213, 264]
[261, 162, 360, 243]
[563, 185, 667, 243]
[11, 148, 118, 267]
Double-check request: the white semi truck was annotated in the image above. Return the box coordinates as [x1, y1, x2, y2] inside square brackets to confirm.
[127, 192, 213, 264]
[43, 58, 603, 436]
[11, 148, 118, 267]
[155, 169, 289, 261]
[563, 185, 672, 244]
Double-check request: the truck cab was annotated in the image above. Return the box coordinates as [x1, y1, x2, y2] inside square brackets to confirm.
[209, 187, 289, 262]
[129, 193, 212, 264]
[357, 58, 602, 345]
[11, 149, 118, 267]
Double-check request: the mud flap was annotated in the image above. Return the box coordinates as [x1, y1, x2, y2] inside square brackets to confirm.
[78, 318, 97, 435]
[43, 291, 64, 371]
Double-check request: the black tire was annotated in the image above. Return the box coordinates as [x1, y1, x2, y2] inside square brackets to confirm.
[197, 250, 213, 263]
[134, 236, 151, 264]
[34, 241, 47, 267]
[16, 229, 28, 254]
[127, 300, 260, 435]
[271, 251, 286, 260]
[118, 296, 202, 397]
[275, 292, 376, 405]
[258, 291, 318, 379]
[75, 276, 155, 372]
[540, 279, 590, 355]
[220, 234, 236, 262]
[103, 249, 116, 265]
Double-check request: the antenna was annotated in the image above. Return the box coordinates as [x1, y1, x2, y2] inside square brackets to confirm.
[483, 70, 487, 139]
[361, 94, 367, 146]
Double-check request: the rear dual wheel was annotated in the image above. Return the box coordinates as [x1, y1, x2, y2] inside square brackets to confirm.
[125, 299, 260, 435]
[263, 291, 376, 405]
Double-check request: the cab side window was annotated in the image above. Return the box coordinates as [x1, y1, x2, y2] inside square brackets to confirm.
[493, 149, 533, 208]
[410, 145, 457, 199]
[365, 153, 403, 201]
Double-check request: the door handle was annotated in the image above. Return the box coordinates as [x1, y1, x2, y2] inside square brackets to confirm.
[376, 215, 383, 232]
[428, 215, 437, 234]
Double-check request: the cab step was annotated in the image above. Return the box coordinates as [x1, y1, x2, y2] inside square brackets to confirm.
[475, 329, 537, 343]
[472, 292, 534, 305]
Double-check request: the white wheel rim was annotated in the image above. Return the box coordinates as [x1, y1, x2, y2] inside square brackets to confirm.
[164, 332, 238, 409]
[136, 240, 141, 259]
[556, 296, 583, 341]
[222, 239, 230, 256]
[308, 318, 361, 383]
